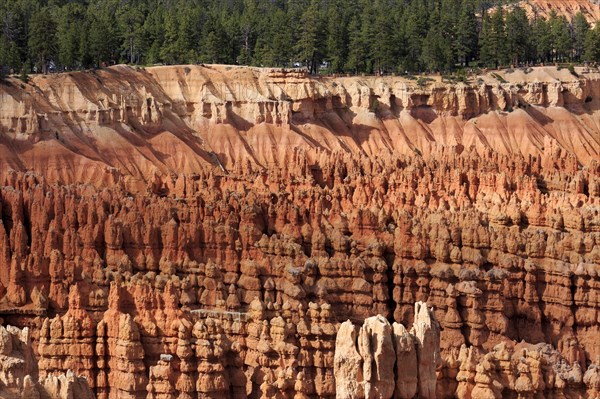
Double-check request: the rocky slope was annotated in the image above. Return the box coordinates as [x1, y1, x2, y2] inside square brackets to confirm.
[0, 65, 599, 190]
[0, 65, 598, 398]
[515, 0, 600, 23]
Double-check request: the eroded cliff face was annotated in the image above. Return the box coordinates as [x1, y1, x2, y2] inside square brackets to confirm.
[515, 0, 600, 23]
[0, 65, 599, 191]
[0, 65, 598, 398]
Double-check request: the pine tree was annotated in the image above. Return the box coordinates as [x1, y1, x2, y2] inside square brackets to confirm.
[479, 6, 507, 68]
[479, 11, 495, 67]
[346, 16, 367, 73]
[176, 8, 201, 63]
[295, 0, 324, 73]
[269, 8, 293, 67]
[454, 0, 478, 66]
[532, 16, 552, 62]
[371, 0, 397, 73]
[325, 0, 348, 73]
[403, 0, 429, 72]
[549, 11, 571, 61]
[88, 10, 117, 67]
[160, 12, 179, 64]
[584, 24, 600, 62]
[439, 0, 458, 66]
[421, 6, 452, 72]
[116, 3, 146, 64]
[4, 2, 29, 59]
[505, 6, 530, 65]
[142, 6, 165, 65]
[0, 0, 597, 75]
[491, 5, 508, 66]
[56, 3, 86, 69]
[0, 35, 22, 73]
[1, 6, 25, 72]
[572, 12, 589, 62]
[28, 7, 56, 73]
[237, 0, 260, 66]
[252, 3, 287, 67]
[200, 18, 230, 64]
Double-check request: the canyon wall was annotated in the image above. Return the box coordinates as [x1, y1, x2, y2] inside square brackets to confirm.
[0, 64, 598, 190]
[0, 65, 598, 398]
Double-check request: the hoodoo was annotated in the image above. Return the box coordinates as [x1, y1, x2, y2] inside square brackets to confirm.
[0, 65, 598, 398]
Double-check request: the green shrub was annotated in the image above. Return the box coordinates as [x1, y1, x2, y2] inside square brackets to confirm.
[491, 72, 507, 83]
[19, 67, 29, 83]
[370, 99, 380, 113]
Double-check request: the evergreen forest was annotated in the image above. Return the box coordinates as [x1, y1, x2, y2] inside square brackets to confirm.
[1, 0, 600, 76]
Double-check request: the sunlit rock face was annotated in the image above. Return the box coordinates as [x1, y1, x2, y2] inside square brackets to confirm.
[0, 65, 598, 398]
[512, 0, 600, 24]
[0, 323, 94, 399]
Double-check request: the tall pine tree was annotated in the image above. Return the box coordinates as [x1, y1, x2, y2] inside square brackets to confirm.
[295, 0, 324, 73]
[572, 12, 589, 62]
[584, 23, 600, 61]
[454, 0, 478, 66]
[479, 6, 507, 68]
[505, 6, 530, 65]
[28, 7, 56, 73]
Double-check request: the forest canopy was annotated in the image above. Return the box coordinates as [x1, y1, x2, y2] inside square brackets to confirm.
[1, 0, 600, 76]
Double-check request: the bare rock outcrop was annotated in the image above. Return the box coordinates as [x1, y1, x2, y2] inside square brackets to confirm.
[334, 321, 363, 399]
[454, 340, 600, 398]
[334, 302, 440, 399]
[0, 65, 599, 192]
[412, 302, 440, 399]
[392, 323, 417, 399]
[0, 324, 93, 399]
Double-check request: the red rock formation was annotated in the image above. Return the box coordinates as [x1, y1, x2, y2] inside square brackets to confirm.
[94, 282, 148, 399]
[455, 340, 600, 398]
[0, 65, 598, 398]
[38, 284, 95, 385]
[0, 65, 599, 192]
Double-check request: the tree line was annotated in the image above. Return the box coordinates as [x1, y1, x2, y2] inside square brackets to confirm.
[2, 0, 600, 77]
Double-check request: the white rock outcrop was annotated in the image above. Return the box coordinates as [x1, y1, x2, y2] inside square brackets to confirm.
[333, 302, 440, 399]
